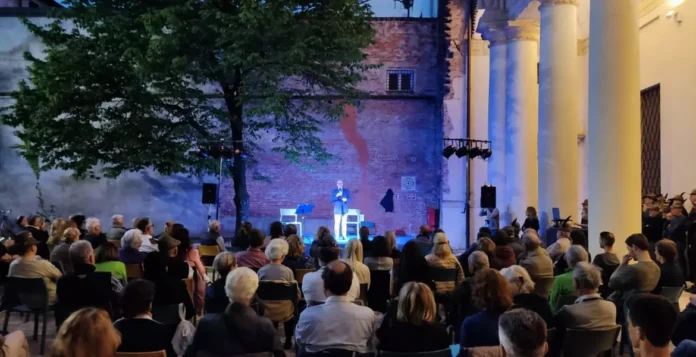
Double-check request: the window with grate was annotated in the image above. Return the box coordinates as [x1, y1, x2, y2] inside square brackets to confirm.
[387, 69, 415, 93]
[641, 84, 661, 196]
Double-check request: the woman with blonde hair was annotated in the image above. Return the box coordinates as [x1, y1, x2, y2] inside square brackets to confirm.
[425, 232, 464, 293]
[52, 308, 120, 357]
[48, 218, 66, 245]
[376, 282, 449, 352]
[500, 265, 553, 326]
[384, 231, 401, 259]
[342, 239, 370, 286]
[50, 227, 81, 274]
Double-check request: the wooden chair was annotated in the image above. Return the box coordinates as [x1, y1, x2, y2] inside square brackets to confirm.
[561, 325, 621, 357]
[295, 268, 315, 284]
[108, 239, 122, 248]
[198, 245, 221, 280]
[126, 263, 143, 280]
[115, 351, 166, 357]
[256, 281, 299, 324]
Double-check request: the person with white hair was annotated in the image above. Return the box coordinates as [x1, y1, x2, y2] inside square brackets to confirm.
[203, 220, 225, 253]
[501, 265, 554, 327]
[118, 229, 146, 264]
[84, 217, 107, 250]
[257, 238, 294, 282]
[499, 309, 548, 357]
[425, 232, 464, 293]
[106, 215, 127, 241]
[549, 245, 589, 312]
[185, 267, 279, 356]
[556, 262, 616, 331]
[547, 229, 571, 262]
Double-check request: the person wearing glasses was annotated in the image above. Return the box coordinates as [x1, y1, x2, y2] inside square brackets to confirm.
[136, 218, 159, 254]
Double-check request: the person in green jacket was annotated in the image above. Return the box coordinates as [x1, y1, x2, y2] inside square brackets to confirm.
[549, 245, 589, 312]
[95, 241, 127, 284]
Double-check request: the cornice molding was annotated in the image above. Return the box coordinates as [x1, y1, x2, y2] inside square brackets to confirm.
[539, 0, 578, 9]
[504, 21, 541, 43]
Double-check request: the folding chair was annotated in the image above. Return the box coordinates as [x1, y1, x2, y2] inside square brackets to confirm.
[379, 348, 452, 357]
[115, 350, 166, 357]
[126, 263, 143, 280]
[561, 326, 621, 357]
[659, 285, 684, 305]
[198, 245, 221, 280]
[2, 278, 50, 355]
[280, 209, 303, 237]
[345, 209, 362, 237]
[256, 281, 299, 324]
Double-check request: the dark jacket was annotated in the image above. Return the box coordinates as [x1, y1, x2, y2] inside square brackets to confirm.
[396, 255, 436, 293]
[642, 215, 664, 243]
[522, 218, 540, 232]
[114, 318, 175, 357]
[150, 276, 195, 320]
[282, 255, 314, 273]
[184, 303, 278, 357]
[84, 232, 108, 250]
[26, 226, 50, 260]
[119, 247, 147, 265]
[106, 226, 127, 241]
[512, 293, 554, 327]
[592, 253, 620, 298]
[331, 188, 352, 215]
[376, 319, 450, 353]
[56, 263, 116, 326]
[665, 215, 688, 243]
[205, 275, 265, 316]
[656, 262, 685, 291]
[673, 303, 696, 346]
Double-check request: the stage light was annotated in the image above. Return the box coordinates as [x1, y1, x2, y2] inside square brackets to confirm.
[468, 147, 483, 159]
[480, 148, 492, 160]
[455, 146, 469, 158]
[442, 145, 456, 159]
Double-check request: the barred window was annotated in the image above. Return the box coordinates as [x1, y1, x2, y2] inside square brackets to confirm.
[386, 69, 415, 93]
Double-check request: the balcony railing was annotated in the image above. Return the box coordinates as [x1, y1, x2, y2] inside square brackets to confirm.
[368, 0, 438, 18]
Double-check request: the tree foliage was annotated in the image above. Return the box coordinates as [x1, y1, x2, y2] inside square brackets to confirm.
[1, 0, 376, 228]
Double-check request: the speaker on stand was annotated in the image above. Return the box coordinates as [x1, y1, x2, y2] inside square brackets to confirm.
[480, 185, 496, 209]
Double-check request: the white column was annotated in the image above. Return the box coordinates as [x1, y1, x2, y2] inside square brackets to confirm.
[538, 0, 580, 234]
[588, 0, 641, 258]
[482, 31, 509, 225]
[505, 22, 540, 224]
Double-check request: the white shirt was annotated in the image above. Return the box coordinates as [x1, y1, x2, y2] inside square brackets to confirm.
[138, 234, 159, 253]
[301, 266, 361, 303]
[295, 295, 376, 353]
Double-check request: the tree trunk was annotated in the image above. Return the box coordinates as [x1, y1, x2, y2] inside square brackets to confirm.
[222, 77, 249, 234]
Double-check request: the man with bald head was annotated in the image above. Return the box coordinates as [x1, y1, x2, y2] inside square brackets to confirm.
[296, 260, 376, 353]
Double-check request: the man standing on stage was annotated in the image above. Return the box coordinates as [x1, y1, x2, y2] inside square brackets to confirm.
[331, 180, 351, 240]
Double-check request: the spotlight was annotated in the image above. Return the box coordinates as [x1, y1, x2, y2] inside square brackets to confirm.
[468, 147, 483, 159]
[442, 145, 456, 159]
[455, 146, 469, 158]
[480, 148, 492, 160]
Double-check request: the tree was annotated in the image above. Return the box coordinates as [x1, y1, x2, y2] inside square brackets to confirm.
[1, 0, 376, 231]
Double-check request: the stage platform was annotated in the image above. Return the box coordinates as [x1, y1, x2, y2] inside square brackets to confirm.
[300, 234, 415, 250]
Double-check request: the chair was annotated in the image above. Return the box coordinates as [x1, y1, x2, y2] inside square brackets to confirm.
[295, 268, 315, 284]
[534, 277, 556, 298]
[659, 285, 684, 304]
[379, 348, 452, 357]
[115, 351, 167, 357]
[151, 304, 182, 326]
[368, 270, 391, 313]
[280, 209, 303, 237]
[560, 325, 621, 357]
[126, 263, 143, 279]
[555, 295, 578, 310]
[109, 239, 122, 248]
[256, 281, 299, 323]
[428, 267, 458, 285]
[345, 209, 362, 236]
[2, 278, 50, 355]
[198, 245, 221, 280]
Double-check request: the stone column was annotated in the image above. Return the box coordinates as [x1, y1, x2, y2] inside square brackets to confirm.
[588, 0, 641, 258]
[538, 0, 580, 234]
[505, 22, 540, 224]
[482, 30, 509, 224]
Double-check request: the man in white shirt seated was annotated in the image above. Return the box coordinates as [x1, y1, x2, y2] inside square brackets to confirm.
[136, 218, 159, 253]
[302, 242, 360, 303]
[296, 260, 376, 354]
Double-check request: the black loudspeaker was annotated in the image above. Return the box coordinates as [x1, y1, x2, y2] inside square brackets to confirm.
[202, 183, 218, 204]
[481, 185, 496, 209]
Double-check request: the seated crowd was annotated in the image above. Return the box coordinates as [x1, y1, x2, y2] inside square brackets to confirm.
[2, 212, 696, 357]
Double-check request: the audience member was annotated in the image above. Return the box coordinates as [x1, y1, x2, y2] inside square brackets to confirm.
[672, 294, 696, 346]
[83, 217, 107, 250]
[477, 237, 502, 270]
[50, 227, 80, 274]
[414, 225, 432, 243]
[672, 340, 696, 357]
[185, 268, 279, 356]
[521, 206, 540, 232]
[203, 220, 225, 253]
[25, 215, 50, 259]
[492, 231, 516, 269]
[664, 201, 688, 275]
[48, 218, 66, 245]
[94, 242, 127, 283]
[143, 252, 195, 320]
[162, 234, 189, 279]
[176, 228, 209, 315]
[283, 234, 314, 272]
[608, 234, 660, 305]
[425, 232, 464, 293]
[364, 236, 394, 271]
[106, 215, 127, 241]
[284, 224, 298, 238]
[549, 245, 589, 312]
[459, 231, 491, 275]
[236, 228, 270, 269]
[359, 226, 373, 256]
[501, 265, 553, 327]
[56, 241, 122, 319]
[119, 229, 147, 264]
[136, 218, 159, 253]
[8, 231, 62, 304]
[592, 231, 620, 298]
[157, 220, 175, 240]
[460, 268, 513, 348]
[642, 205, 663, 247]
[131, 217, 140, 229]
[15, 216, 27, 230]
[68, 215, 87, 238]
[555, 262, 616, 331]
[499, 309, 548, 357]
[231, 222, 252, 251]
[503, 226, 524, 259]
[342, 238, 371, 287]
[258, 238, 294, 281]
[264, 221, 286, 247]
[302, 241, 360, 303]
[547, 228, 571, 262]
[450, 251, 489, 335]
[385, 231, 402, 260]
[376, 282, 449, 352]
[205, 252, 265, 315]
[626, 294, 678, 357]
[114, 279, 175, 357]
[296, 260, 376, 353]
[396, 240, 435, 293]
[654, 239, 685, 292]
[52, 308, 121, 357]
[519, 231, 553, 283]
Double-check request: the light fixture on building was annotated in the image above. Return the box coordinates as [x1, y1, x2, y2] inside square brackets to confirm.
[442, 138, 492, 161]
[666, 10, 683, 23]
[668, 0, 685, 8]
[442, 145, 456, 159]
[455, 147, 469, 158]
